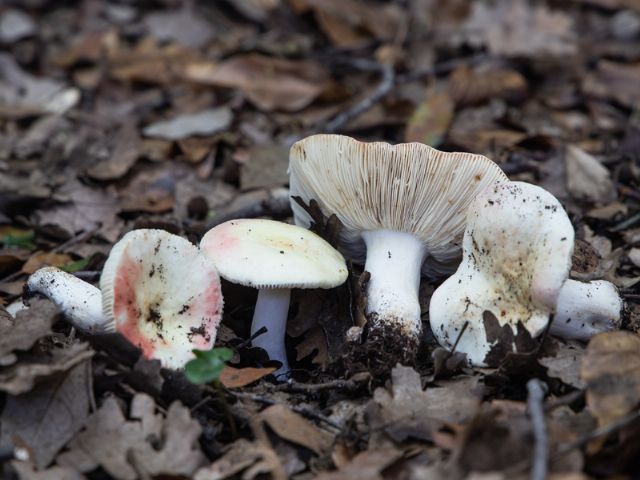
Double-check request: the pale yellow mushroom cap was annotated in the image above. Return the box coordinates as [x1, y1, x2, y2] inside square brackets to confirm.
[200, 219, 348, 289]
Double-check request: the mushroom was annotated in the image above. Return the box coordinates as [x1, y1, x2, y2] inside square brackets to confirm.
[25, 267, 111, 333]
[288, 134, 507, 361]
[25, 229, 223, 369]
[429, 181, 575, 366]
[551, 279, 623, 341]
[200, 218, 348, 375]
[101, 229, 223, 369]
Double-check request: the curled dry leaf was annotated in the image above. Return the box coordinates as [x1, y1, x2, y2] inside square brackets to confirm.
[0, 298, 57, 359]
[143, 107, 233, 141]
[182, 54, 331, 112]
[581, 331, 640, 429]
[565, 145, 616, 204]
[219, 365, 276, 388]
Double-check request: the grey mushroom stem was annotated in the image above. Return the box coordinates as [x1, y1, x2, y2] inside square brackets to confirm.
[251, 288, 291, 376]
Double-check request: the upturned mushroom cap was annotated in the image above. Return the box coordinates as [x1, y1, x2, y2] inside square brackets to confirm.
[101, 229, 223, 370]
[429, 181, 575, 366]
[199, 218, 348, 289]
[288, 134, 508, 275]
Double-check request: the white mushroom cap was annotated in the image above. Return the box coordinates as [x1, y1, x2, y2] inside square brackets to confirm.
[429, 181, 575, 366]
[101, 229, 223, 370]
[551, 279, 623, 341]
[288, 134, 508, 273]
[25, 267, 113, 333]
[199, 218, 348, 289]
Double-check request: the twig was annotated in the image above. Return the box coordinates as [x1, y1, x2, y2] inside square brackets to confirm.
[527, 379, 549, 480]
[277, 375, 369, 394]
[544, 390, 584, 413]
[450, 321, 469, 355]
[52, 226, 99, 253]
[555, 409, 640, 455]
[228, 390, 342, 431]
[235, 326, 267, 350]
[611, 211, 640, 231]
[324, 62, 395, 133]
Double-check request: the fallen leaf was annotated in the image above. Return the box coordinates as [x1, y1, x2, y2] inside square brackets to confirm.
[448, 65, 528, 107]
[565, 145, 616, 204]
[259, 404, 334, 455]
[219, 365, 276, 388]
[53, 29, 119, 68]
[21, 251, 73, 274]
[367, 365, 481, 442]
[143, 3, 215, 49]
[540, 341, 586, 389]
[0, 53, 79, 118]
[0, 9, 36, 44]
[581, 331, 640, 428]
[143, 107, 233, 140]
[0, 360, 91, 469]
[58, 394, 204, 480]
[0, 343, 94, 395]
[463, 1, 577, 59]
[86, 123, 141, 181]
[404, 89, 455, 147]
[182, 54, 331, 112]
[239, 144, 290, 190]
[315, 448, 403, 480]
[0, 299, 56, 359]
[194, 439, 275, 480]
[10, 462, 85, 480]
[583, 61, 640, 109]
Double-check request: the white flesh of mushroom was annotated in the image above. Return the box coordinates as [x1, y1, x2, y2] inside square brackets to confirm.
[251, 288, 291, 374]
[429, 181, 575, 366]
[551, 279, 623, 340]
[25, 267, 113, 333]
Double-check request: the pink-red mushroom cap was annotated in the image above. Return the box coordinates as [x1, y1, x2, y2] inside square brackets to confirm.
[101, 229, 223, 370]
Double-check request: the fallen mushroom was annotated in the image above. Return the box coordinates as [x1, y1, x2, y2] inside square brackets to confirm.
[25, 229, 223, 369]
[551, 279, 623, 341]
[25, 267, 110, 334]
[289, 134, 507, 362]
[200, 218, 348, 376]
[429, 181, 575, 366]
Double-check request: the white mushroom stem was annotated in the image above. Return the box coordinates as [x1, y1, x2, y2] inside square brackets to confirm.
[251, 288, 291, 375]
[551, 279, 623, 341]
[25, 267, 113, 333]
[362, 230, 428, 341]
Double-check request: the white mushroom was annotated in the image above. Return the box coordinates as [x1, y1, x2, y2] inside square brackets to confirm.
[25, 267, 112, 333]
[551, 279, 623, 340]
[200, 218, 348, 376]
[25, 229, 223, 370]
[289, 134, 507, 359]
[429, 181, 575, 366]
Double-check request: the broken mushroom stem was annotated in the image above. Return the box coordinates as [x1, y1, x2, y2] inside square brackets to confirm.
[251, 288, 291, 375]
[24, 266, 113, 334]
[363, 229, 427, 344]
[551, 279, 623, 341]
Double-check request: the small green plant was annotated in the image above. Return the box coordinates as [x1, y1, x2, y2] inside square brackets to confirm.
[185, 347, 233, 385]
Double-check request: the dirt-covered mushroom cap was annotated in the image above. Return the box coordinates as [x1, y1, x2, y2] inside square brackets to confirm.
[200, 218, 348, 289]
[101, 229, 223, 370]
[429, 181, 575, 366]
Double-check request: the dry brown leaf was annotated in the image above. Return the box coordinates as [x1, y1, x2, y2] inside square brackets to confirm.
[143, 107, 232, 141]
[581, 331, 640, 429]
[315, 448, 403, 480]
[565, 145, 616, 204]
[239, 144, 290, 190]
[219, 365, 276, 388]
[540, 341, 586, 389]
[0, 360, 91, 469]
[194, 439, 274, 480]
[86, 123, 141, 181]
[182, 54, 331, 112]
[448, 65, 528, 107]
[259, 404, 334, 455]
[0, 299, 56, 360]
[143, 4, 215, 49]
[11, 462, 85, 480]
[404, 89, 455, 147]
[583, 61, 640, 109]
[463, 1, 577, 59]
[21, 252, 72, 274]
[53, 29, 119, 68]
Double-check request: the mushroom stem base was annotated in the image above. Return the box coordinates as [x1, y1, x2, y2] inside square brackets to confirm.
[365, 313, 420, 373]
[251, 288, 291, 376]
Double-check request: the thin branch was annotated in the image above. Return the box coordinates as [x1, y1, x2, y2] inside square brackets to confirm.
[527, 379, 549, 480]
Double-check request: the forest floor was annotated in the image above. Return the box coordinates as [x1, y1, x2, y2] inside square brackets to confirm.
[1, 0, 640, 479]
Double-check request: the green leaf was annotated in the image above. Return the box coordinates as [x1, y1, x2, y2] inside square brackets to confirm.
[61, 258, 91, 273]
[2, 230, 35, 249]
[185, 347, 234, 385]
